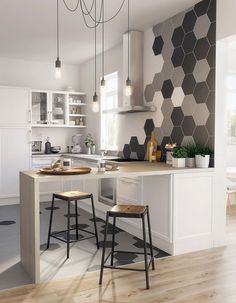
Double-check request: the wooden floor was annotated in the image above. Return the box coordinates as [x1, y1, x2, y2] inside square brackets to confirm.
[1, 209, 236, 303]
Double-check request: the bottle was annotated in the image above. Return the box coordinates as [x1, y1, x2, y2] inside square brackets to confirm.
[149, 142, 154, 162]
[45, 137, 51, 154]
[98, 152, 106, 172]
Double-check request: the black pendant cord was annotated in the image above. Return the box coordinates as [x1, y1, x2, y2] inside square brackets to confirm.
[102, 0, 105, 79]
[57, 0, 60, 59]
[94, 0, 97, 97]
[127, 0, 130, 80]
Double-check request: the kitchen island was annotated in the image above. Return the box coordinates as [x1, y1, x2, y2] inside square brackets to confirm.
[20, 162, 215, 283]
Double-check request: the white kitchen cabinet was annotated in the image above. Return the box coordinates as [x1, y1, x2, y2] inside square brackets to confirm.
[0, 128, 31, 203]
[0, 86, 30, 126]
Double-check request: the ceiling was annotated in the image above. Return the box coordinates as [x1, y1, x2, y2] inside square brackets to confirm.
[0, 0, 199, 65]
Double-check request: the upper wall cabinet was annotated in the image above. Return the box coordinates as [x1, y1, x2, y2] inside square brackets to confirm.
[0, 86, 31, 126]
[31, 90, 86, 128]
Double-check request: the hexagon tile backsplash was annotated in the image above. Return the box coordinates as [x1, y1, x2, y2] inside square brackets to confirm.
[141, 0, 215, 157]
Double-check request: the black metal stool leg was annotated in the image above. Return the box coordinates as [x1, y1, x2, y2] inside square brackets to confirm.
[99, 212, 109, 285]
[75, 200, 79, 240]
[142, 214, 150, 289]
[91, 195, 99, 249]
[47, 194, 55, 249]
[110, 216, 116, 266]
[67, 200, 71, 259]
[146, 206, 155, 270]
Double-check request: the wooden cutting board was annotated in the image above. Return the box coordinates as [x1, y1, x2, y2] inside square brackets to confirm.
[39, 167, 91, 175]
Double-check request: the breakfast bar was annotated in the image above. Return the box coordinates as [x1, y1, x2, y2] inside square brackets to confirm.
[20, 163, 215, 283]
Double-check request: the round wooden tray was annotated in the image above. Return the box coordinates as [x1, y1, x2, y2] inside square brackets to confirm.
[39, 167, 91, 175]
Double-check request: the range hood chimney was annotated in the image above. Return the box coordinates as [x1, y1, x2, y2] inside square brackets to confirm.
[104, 31, 156, 114]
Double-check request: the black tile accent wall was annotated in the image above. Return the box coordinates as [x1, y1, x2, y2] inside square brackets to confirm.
[123, 0, 216, 160]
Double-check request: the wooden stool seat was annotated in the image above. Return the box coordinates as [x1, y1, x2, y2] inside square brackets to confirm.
[54, 191, 92, 201]
[109, 205, 146, 218]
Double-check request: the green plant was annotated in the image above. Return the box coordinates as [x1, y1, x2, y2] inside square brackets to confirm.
[195, 145, 213, 157]
[184, 143, 196, 158]
[172, 146, 188, 158]
[84, 134, 94, 147]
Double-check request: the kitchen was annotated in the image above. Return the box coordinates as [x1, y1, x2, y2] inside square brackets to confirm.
[0, 0, 232, 301]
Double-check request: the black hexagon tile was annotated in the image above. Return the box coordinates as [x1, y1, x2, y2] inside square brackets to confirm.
[206, 91, 215, 113]
[152, 36, 164, 56]
[182, 116, 196, 136]
[0, 221, 16, 225]
[129, 136, 139, 152]
[207, 0, 216, 22]
[183, 53, 196, 74]
[206, 68, 215, 91]
[206, 113, 215, 136]
[182, 32, 197, 53]
[161, 79, 174, 99]
[182, 74, 196, 95]
[194, 0, 210, 17]
[182, 11, 197, 33]
[171, 26, 185, 47]
[207, 22, 216, 45]
[123, 144, 131, 159]
[194, 37, 210, 60]
[207, 45, 216, 68]
[171, 46, 185, 67]
[193, 82, 210, 103]
[171, 107, 184, 126]
[193, 126, 209, 146]
[171, 126, 184, 144]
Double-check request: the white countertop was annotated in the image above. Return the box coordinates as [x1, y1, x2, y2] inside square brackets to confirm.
[31, 153, 118, 162]
[22, 162, 215, 183]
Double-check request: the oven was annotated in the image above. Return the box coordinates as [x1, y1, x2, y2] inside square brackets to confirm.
[98, 178, 117, 206]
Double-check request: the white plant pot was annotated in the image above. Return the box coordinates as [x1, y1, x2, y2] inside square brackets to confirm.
[91, 145, 96, 155]
[172, 158, 186, 168]
[195, 154, 210, 168]
[186, 157, 195, 168]
[86, 147, 91, 155]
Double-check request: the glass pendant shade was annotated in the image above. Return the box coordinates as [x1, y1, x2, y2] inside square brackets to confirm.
[55, 57, 61, 79]
[100, 78, 106, 95]
[125, 78, 132, 96]
[92, 92, 99, 112]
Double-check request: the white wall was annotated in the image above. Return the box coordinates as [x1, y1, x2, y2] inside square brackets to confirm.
[0, 57, 81, 91]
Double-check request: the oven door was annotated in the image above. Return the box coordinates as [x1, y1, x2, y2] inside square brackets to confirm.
[98, 178, 116, 206]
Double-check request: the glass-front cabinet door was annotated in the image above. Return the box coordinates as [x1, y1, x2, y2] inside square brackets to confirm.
[31, 91, 49, 125]
[50, 92, 67, 126]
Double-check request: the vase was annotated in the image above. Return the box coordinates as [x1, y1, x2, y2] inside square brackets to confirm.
[172, 158, 186, 168]
[195, 155, 210, 168]
[91, 145, 96, 155]
[186, 157, 195, 168]
[86, 147, 91, 155]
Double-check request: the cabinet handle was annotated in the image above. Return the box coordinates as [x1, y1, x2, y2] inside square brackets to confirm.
[28, 110, 32, 124]
[28, 130, 32, 144]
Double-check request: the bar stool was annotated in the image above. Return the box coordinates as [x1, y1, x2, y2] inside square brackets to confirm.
[47, 191, 99, 258]
[99, 204, 155, 289]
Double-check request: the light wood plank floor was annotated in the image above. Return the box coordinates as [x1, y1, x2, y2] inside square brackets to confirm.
[0, 208, 235, 303]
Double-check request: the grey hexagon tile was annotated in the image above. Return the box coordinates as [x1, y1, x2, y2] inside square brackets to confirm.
[207, 45, 215, 68]
[153, 23, 164, 37]
[162, 39, 174, 62]
[193, 103, 210, 126]
[171, 11, 184, 28]
[182, 116, 196, 136]
[153, 91, 165, 108]
[193, 15, 211, 39]
[193, 125, 209, 146]
[182, 10, 197, 33]
[152, 73, 164, 92]
[144, 84, 155, 102]
[182, 94, 197, 116]
[171, 107, 184, 126]
[153, 36, 164, 56]
[194, 37, 210, 60]
[206, 136, 214, 152]
[171, 66, 185, 87]
[153, 107, 164, 128]
[194, 0, 210, 17]
[162, 20, 174, 41]
[154, 127, 164, 145]
[182, 136, 195, 146]
[161, 136, 173, 151]
[172, 87, 185, 107]
[193, 59, 210, 82]
[206, 91, 215, 113]
[182, 74, 196, 95]
[130, 152, 138, 159]
[171, 126, 184, 144]
[162, 60, 174, 80]
[161, 116, 174, 136]
[193, 82, 210, 103]
[161, 99, 174, 116]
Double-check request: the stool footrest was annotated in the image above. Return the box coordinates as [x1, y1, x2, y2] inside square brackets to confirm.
[50, 227, 97, 244]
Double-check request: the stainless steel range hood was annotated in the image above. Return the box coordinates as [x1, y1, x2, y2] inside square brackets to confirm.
[104, 31, 156, 114]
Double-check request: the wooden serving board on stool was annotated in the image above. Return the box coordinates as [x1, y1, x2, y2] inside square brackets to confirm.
[39, 167, 91, 175]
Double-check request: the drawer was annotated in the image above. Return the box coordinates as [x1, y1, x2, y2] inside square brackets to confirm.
[117, 177, 141, 203]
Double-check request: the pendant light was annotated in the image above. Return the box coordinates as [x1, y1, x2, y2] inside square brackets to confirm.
[55, 0, 61, 79]
[125, 0, 132, 96]
[92, 0, 99, 113]
[100, 1, 106, 95]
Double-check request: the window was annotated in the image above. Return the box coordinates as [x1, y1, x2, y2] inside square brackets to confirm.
[227, 74, 236, 144]
[100, 72, 118, 150]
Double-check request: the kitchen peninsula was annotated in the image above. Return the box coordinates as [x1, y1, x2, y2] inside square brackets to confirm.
[20, 162, 215, 283]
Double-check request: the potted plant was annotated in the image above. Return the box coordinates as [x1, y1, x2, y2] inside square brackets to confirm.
[84, 134, 94, 155]
[195, 146, 212, 168]
[172, 146, 187, 168]
[185, 144, 196, 168]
